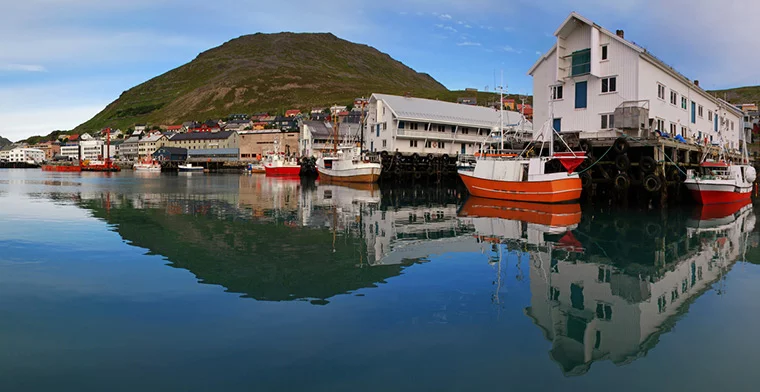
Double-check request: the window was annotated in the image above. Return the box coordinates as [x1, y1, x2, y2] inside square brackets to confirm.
[708, 111, 713, 121]
[681, 126, 687, 136]
[424, 141, 431, 148]
[657, 84, 666, 100]
[601, 77, 617, 93]
[437, 125, 445, 132]
[731, 121, 735, 130]
[382, 140, 387, 148]
[691, 101, 696, 123]
[551, 85, 563, 100]
[571, 49, 591, 76]
[383, 122, 387, 130]
[398, 121, 405, 129]
[670, 90, 678, 105]
[670, 123, 676, 135]
[681, 97, 688, 110]
[549, 286, 560, 301]
[601, 114, 615, 129]
[575, 81, 588, 109]
[439, 142, 446, 149]
[698, 105, 703, 118]
[462, 128, 469, 134]
[409, 122, 419, 130]
[596, 303, 613, 321]
[656, 119, 665, 132]
[601, 45, 608, 60]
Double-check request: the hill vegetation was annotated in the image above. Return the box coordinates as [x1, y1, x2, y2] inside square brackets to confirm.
[708, 86, 760, 105]
[0, 136, 11, 146]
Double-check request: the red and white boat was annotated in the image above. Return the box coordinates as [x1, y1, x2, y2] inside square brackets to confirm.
[458, 92, 585, 203]
[685, 160, 755, 204]
[263, 139, 301, 176]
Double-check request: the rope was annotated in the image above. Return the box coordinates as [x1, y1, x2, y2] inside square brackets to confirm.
[619, 133, 688, 176]
[575, 143, 615, 175]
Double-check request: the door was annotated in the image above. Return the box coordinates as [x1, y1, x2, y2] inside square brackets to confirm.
[461, 144, 466, 155]
[553, 118, 562, 132]
[575, 81, 587, 109]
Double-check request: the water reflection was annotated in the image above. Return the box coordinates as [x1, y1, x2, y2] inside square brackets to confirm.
[21, 172, 760, 378]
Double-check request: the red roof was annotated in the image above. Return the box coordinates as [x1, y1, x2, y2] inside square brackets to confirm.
[166, 125, 183, 131]
[338, 111, 350, 116]
[69, 134, 79, 141]
[284, 110, 301, 116]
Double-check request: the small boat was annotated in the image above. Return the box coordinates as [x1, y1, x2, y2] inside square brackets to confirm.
[263, 139, 301, 177]
[133, 158, 161, 172]
[317, 146, 381, 183]
[178, 163, 204, 172]
[247, 163, 265, 174]
[685, 161, 755, 205]
[81, 159, 121, 172]
[458, 87, 584, 203]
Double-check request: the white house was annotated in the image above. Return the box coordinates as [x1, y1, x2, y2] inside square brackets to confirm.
[365, 93, 530, 157]
[60, 144, 80, 160]
[7, 147, 45, 163]
[138, 133, 168, 157]
[300, 120, 361, 158]
[529, 12, 744, 151]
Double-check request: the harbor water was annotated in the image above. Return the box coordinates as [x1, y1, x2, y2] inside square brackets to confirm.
[1, 169, 760, 391]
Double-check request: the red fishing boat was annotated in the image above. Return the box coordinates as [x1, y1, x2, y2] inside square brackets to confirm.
[41, 162, 82, 172]
[263, 139, 300, 177]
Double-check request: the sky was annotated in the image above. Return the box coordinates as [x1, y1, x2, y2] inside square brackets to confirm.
[2, 0, 759, 141]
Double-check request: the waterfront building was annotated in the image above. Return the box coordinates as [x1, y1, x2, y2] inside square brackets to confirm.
[300, 121, 360, 158]
[137, 133, 168, 158]
[120, 136, 140, 160]
[152, 147, 188, 162]
[80, 140, 105, 161]
[6, 147, 45, 163]
[529, 12, 744, 151]
[365, 93, 529, 156]
[238, 130, 298, 161]
[59, 143, 80, 160]
[0, 145, 14, 161]
[167, 130, 239, 151]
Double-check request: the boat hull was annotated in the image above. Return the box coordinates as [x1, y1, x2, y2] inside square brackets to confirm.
[458, 171, 582, 203]
[41, 165, 81, 172]
[264, 165, 301, 176]
[134, 167, 161, 172]
[685, 182, 752, 205]
[317, 165, 381, 183]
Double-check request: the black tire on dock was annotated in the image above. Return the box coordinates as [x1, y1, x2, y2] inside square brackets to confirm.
[427, 153, 434, 162]
[581, 172, 592, 189]
[643, 174, 662, 193]
[613, 137, 630, 154]
[427, 166, 435, 176]
[442, 154, 450, 163]
[614, 173, 630, 190]
[615, 154, 631, 171]
[667, 166, 682, 182]
[412, 153, 420, 163]
[381, 151, 389, 158]
[640, 156, 657, 174]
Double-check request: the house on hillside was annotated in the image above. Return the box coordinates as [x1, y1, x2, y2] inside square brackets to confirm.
[284, 109, 301, 117]
[189, 120, 221, 133]
[529, 12, 744, 150]
[138, 133, 168, 157]
[224, 119, 253, 132]
[273, 116, 298, 131]
[365, 93, 530, 157]
[167, 130, 239, 151]
[120, 136, 140, 160]
[165, 125, 184, 133]
[134, 124, 147, 133]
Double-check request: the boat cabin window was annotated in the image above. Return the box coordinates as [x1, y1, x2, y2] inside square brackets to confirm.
[522, 164, 529, 181]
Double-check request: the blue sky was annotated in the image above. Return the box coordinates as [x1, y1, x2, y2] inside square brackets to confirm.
[1, 0, 758, 141]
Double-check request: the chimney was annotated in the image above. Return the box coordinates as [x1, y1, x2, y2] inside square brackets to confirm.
[616, 29, 624, 39]
[694, 80, 700, 87]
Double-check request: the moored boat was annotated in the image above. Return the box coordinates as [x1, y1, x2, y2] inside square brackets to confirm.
[41, 162, 82, 172]
[263, 140, 300, 177]
[458, 86, 584, 203]
[133, 159, 161, 172]
[178, 163, 204, 172]
[317, 146, 381, 183]
[685, 161, 755, 205]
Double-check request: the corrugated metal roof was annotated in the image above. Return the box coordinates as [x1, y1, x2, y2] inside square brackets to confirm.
[170, 131, 236, 141]
[372, 94, 531, 129]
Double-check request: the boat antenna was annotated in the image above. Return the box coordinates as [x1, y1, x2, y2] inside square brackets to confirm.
[332, 105, 338, 153]
[499, 71, 505, 152]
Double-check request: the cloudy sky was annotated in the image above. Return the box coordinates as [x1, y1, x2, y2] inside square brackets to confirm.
[1, 0, 758, 141]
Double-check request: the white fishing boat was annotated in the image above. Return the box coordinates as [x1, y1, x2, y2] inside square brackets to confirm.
[317, 146, 381, 183]
[178, 163, 204, 172]
[133, 158, 161, 172]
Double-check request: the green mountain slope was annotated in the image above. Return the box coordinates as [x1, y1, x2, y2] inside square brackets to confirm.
[0, 136, 11, 146]
[75, 32, 450, 132]
[708, 85, 760, 105]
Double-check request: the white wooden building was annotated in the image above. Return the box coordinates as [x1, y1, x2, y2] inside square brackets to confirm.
[365, 93, 530, 156]
[529, 12, 744, 152]
[6, 147, 45, 164]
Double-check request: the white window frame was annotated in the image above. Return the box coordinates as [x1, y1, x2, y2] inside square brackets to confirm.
[681, 97, 688, 110]
[657, 83, 666, 100]
[601, 45, 609, 61]
[600, 113, 615, 130]
[698, 105, 704, 118]
[670, 90, 678, 106]
[551, 85, 564, 100]
[708, 111, 713, 121]
[601, 76, 617, 94]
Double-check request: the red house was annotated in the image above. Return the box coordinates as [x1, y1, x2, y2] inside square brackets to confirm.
[284, 109, 301, 117]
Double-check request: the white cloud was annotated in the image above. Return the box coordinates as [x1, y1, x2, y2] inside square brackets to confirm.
[456, 20, 463, 24]
[439, 13, 452, 20]
[0, 64, 46, 72]
[500, 46, 522, 54]
[535, 51, 542, 55]
[464, 24, 472, 28]
[398, 11, 407, 15]
[457, 41, 481, 47]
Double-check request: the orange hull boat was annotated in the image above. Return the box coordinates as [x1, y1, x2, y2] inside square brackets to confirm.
[459, 172, 582, 203]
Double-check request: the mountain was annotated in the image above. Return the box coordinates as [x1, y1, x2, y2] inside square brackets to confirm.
[75, 33, 452, 132]
[0, 136, 11, 147]
[708, 85, 760, 105]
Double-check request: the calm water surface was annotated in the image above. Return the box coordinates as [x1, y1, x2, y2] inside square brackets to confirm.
[1, 169, 760, 391]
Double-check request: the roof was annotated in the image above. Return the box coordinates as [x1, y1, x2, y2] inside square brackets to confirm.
[165, 125, 183, 130]
[123, 136, 141, 144]
[285, 109, 301, 115]
[371, 93, 531, 129]
[153, 147, 188, 155]
[139, 133, 166, 143]
[169, 130, 236, 141]
[225, 119, 251, 125]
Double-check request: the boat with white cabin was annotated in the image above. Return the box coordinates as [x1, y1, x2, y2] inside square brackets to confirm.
[317, 146, 381, 183]
[178, 163, 204, 172]
[133, 158, 161, 172]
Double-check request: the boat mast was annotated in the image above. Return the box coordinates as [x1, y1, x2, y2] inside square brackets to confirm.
[499, 72, 505, 152]
[332, 105, 338, 153]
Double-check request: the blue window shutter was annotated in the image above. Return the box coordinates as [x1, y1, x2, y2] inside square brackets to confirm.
[691, 102, 696, 123]
[553, 118, 562, 132]
[376, 124, 380, 137]
[714, 115, 718, 132]
[575, 81, 587, 109]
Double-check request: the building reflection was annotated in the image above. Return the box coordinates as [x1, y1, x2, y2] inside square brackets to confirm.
[461, 198, 757, 376]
